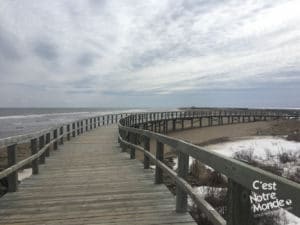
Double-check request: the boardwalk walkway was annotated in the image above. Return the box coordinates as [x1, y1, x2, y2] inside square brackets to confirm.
[0, 125, 195, 225]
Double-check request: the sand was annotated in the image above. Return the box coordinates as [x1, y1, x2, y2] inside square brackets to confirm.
[133, 119, 300, 163]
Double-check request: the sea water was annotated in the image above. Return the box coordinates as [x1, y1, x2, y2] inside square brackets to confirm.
[0, 108, 143, 139]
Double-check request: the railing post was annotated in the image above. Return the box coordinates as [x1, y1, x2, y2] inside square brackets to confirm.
[143, 136, 150, 169]
[94, 118, 96, 128]
[60, 126, 64, 144]
[77, 122, 80, 135]
[129, 132, 135, 159]
[107, 115, 109, 125]
[121, 130, 126, 152]
[176, 152, 189, 212]
[53, 129, 58, 150]
[98, 117, 100, 126]
[172, 119, 176, 131]
[90, 118, 93, 130]
[31, 138, 39, 174]
[158, 121, 161, 133]
[81, 121, 83, 133]
[7, 144, 17, 192]
[39, 135, 45, 164]
[45, 132, 50, 157]
[72, 123, 76, 137]
[67, 124, 70, 141]
[164, 120, 168, 133]
[227, 179, 252, 225]
[155, 141, 164, 184]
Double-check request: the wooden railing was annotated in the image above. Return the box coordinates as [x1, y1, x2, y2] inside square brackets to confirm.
[118, 109, 300, 225]
[0, 112, 131, 192]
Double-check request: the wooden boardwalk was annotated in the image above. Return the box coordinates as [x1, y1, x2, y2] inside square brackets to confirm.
[0, 125, 195, 225]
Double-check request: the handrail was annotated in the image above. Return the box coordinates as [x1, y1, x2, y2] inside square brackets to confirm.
[118, 109, 300, 225]
[0, 133, 63, 180]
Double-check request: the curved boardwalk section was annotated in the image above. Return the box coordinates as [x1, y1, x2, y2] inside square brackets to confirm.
[0, 125, 195, 225]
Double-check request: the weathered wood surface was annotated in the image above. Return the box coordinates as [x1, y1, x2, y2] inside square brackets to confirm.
[0, 125, 195, 225]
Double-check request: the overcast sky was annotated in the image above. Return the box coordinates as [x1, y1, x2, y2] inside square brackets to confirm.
[0, 0, 299, 108]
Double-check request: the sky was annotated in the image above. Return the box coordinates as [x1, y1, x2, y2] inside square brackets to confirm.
[0, 0, 299, 108]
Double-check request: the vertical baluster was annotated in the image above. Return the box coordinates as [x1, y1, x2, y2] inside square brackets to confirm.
[60, 126, 64, 144]
[31, 138, 39, 174]
[72, 123, 76, 137]
[143, 136, 150, 169]
[67, 124, 70, 141]
[129, 132, 136, 159]
[155, 141, 164, 184]
[39, 135, 45, 164]
[45, 132, 50, 157]
[54, 129, 58, 150]
[7, 144, 17, 192]
[176, 152, 189, 212]
[227, 179, 252, 225]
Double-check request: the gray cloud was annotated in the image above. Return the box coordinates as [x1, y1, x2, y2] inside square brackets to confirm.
[33, 40, 59, 61]
[0, 0, 299, 107]
[76, 53, 98, 67]
[0, 27, 21, 61]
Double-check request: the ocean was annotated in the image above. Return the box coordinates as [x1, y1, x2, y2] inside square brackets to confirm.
[0, 108, 144, 139]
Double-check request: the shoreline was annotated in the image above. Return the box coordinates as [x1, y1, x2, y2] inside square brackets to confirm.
[167, 119, 300, 146]
[134, 119, 300, 164]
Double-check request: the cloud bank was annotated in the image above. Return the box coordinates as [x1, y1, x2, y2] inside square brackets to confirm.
[0, 0, 299, 107]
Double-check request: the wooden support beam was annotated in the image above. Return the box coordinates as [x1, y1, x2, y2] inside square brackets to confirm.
[80, 121, 83, 133]
[31, 138, 38, 175]
[39, 135, 45, 164]
[130, 133, 135, 159]
[60, 126, 64, 144]
[90, 118, 93, 130]
[227, 179, 252, 225]
[45, 132, 50, 157]
[155, 141, 164, 184]
[7, 144, 17, 192]
[172, 119, 176, 131]
[53, 129, 58, 150]
[176, 152, 189, 212]
[67, 124, 70, 141]
[72, 123, 76, 137]
[143, 136, 150, 169]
